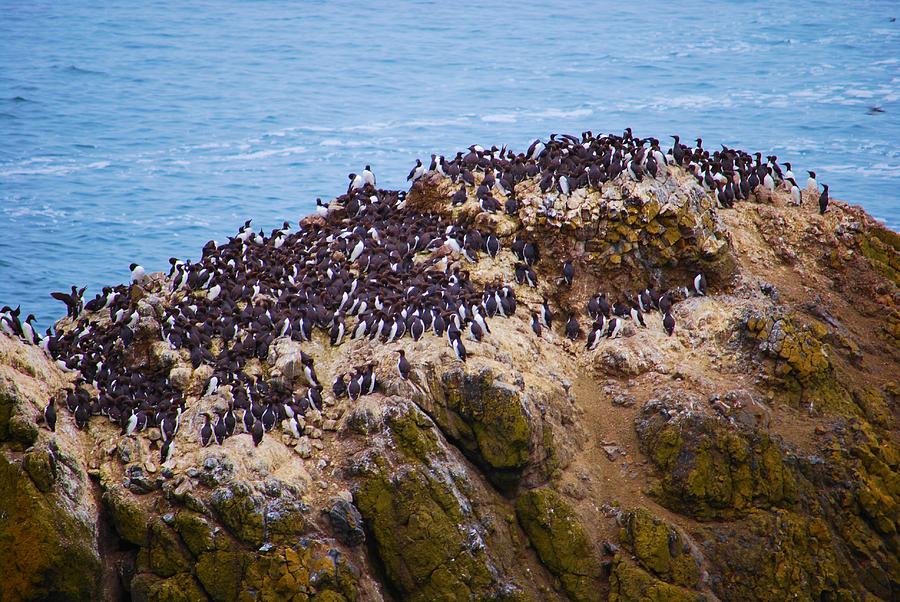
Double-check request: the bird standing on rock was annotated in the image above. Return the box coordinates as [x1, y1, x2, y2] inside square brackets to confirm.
[693, 273, 707, 296]
[451, 337, 467, 362]
[560, 261, 574, 286]
[531, 313, 542, 338]
[130, 263, 146, 284]
[396, 349, 411, 380]
[200, 414, 213, 447]
[43, 398, 57, 432]
[819, 184, 829, 215]
[566, 315, 581, 340]
[407, 159, 425, 183]
[663, 312, 675, 336]
[252, 419, 264, 447]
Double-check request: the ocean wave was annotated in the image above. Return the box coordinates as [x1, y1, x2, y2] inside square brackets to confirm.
[229, 146, 308, 160]
[818, 163, 900, 176]
[318, 139, 377, 148]
[481, 113, 518, 123]
[0, 160, 110, 177]
[2, 204, 68, 220]
[405, 117, 471, 128]
[531, 108, 593, 119]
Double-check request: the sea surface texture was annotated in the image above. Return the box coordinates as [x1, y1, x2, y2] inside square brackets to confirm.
[1, 0, 898, 328]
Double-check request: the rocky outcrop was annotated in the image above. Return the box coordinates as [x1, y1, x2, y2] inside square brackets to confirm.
[636, 398, 799, 519]
[2, 135, 899, 602]
[408, 169, 734, 290]
[515, 488, 601, 601]
[348, 397, 546, 601]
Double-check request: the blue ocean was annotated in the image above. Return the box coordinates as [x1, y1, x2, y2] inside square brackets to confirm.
[2, 1, 898, 329]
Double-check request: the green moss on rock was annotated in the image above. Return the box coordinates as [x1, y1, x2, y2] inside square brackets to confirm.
[745, 312, 856, 415]
[807, 421, 900, 598]
[265, 498, 315, 545]
[0, 388, 14, 441]
[620, 508, 700, 589]
[104, 484, 150, 546]
[210, 483, 266, 547]
[636, 401, 798, 519]
[0, 386, 38, 449]
[0, 454, 100, 601]
[236, 543, 359, 602]
[701, 510, 851, 601]
[131, 572, 209, 602]
[173, 511, 216, 556]
[438, 368, 533, 488]
[353, 453, 496, 601]
[148, 519, 193, 578]
[383, 401, 439, 460]
[22, 447, 56, 493]
[515, 487, 600, 602]
[196, 550, 250, 602]
[859, 226, 900, 285]
[609, 557, 704, 602]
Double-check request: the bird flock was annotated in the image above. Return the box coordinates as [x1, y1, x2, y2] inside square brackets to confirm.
[0, 128, 831, 463]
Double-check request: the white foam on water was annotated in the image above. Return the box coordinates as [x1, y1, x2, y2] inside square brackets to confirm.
[481, 113, 518, 123]
[3, 204, 68, 220]
[229, 145, 308, 160]
[0, 160, 109, 177]
[318, 138, 376, 148]
[531, 108, 593, 119]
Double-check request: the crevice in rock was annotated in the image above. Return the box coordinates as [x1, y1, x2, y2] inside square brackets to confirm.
[358, 519, 399, 602]
[91, 475, 134, 601]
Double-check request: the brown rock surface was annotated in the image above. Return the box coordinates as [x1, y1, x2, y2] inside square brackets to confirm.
[1, 140, 898, 601]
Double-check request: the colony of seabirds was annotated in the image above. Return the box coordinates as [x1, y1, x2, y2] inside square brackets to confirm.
[1, 129, 832, 465]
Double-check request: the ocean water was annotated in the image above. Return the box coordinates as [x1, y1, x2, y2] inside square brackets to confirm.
[1, 1, 898, 330]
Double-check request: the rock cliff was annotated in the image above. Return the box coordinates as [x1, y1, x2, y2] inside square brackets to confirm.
[1, 133, 898, 601]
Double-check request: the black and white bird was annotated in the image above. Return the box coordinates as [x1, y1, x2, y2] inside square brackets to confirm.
[605, 317, 623, 339]
[214, 413, 226, 445]
[451, 337, 467, 362]
[252, 419, 264, 447]
[663, 312, 676, 336]
[565, 315, 581, 341]
[200, 414, 213, 447]
[693, 273, 707, 296]
[407, 159, 426, 183]
[629, 305, 646, 328]
[362, 165, 376, 187]
[540, 299, 553, 329]
[788, 178, 802, 206]
[348, 173, 365, 193]
[586, 320, 604, 351]
[130, 263, 146, 284]
[485, 234, 500, 258]
[560, 261, 574, 286]
[43, 398, 57, 432]
[818, 184, 829, 215]
[531, 313, 542, 338]
[396, 349, 411, 380]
